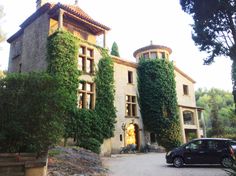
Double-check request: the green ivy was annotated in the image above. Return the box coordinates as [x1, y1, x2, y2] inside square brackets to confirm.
[47, 30, 80, 138]
[95, 50, 116, 139]
[137, 58, 181, 151]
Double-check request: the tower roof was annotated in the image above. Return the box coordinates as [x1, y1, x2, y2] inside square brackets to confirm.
[133, 44, 172, 58]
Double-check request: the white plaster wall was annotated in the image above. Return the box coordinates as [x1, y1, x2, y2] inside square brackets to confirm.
[111, 62, 145, 153]
[175, 70, 196, 107]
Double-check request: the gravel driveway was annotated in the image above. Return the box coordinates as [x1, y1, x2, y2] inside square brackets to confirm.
[102, 153, 228, 176]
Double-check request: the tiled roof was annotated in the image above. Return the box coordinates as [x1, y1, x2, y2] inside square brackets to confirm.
[7, 2, 110, 42]
[133, 44, 172, 58]
[49, 3, 110, 32]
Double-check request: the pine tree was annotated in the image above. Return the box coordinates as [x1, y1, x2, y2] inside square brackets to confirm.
[111, 42, 120, 57]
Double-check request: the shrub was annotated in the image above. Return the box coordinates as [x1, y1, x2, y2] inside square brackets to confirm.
[0, 73, 66, 155]
[79, 138, 101, 154]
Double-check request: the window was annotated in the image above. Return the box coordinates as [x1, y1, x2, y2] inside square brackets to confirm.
[161, 52, 165, 59]
[78, 45, 94, 74]
[186, 140, 205, 150]
[78, 82, 95, 109]
[120, 134, 123, 141]
[183, 84, 189, 95]
[183, 111, 194, 125]
[143, 52, 149, 59]
[150, 52, 157, 59]
[125, 95, 137, 117]
[150, 133, 157, 143]
[128, 71, 133, 84]
[19, 63, 22, 73]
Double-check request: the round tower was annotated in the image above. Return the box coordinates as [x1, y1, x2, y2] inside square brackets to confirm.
[133, 42, 172, 63]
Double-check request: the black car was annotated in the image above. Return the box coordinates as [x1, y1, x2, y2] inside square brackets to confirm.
[166, 138, 236, 168]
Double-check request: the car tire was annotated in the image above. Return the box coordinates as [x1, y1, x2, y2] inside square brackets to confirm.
[173, 157, 184, 168]
[221, 157, 233, 168]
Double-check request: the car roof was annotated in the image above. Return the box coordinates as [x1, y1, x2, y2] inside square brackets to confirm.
[191, 138, 232, 141]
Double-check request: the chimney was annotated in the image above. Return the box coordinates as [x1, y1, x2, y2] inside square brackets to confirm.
[36, 0, 48, 10]
[75, 0, 79, 6]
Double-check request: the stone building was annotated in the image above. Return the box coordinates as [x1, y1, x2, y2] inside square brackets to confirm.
[7, 1, 203, 155]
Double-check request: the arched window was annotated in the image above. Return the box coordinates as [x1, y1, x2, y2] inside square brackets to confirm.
[183, 111, 194, 125]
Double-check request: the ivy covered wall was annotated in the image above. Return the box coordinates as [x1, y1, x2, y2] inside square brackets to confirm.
[137, 58, 181, 151]
[95, 50, 117, 139]
[47, 30, 116, 153]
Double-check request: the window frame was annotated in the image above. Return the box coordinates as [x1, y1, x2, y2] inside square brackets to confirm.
[125, 95, 137, 117]
[183, 84, 189, 95]
[128, 71, 133, 84]
[78, 45, 94, 74]
[78, 81, 95, 109]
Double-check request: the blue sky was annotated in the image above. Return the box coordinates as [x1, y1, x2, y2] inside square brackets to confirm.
[0, 0, 233, 91]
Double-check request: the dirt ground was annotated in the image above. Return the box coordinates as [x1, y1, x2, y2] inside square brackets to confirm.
[47, 146, 107, 176]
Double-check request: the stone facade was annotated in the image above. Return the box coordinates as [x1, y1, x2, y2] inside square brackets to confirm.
[7, 2, 203, 155]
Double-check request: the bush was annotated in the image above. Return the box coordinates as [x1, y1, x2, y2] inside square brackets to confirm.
[73, 109, 103, 153]
[0, 73, 66, 155]
[79, 138, 101, 154]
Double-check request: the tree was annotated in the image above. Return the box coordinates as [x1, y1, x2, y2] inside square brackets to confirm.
[0, 5, 5, 43]
[195, 88, 236, 138]
[180, 0, 236, 108]
[110, 41, 120, 57]
[0, 73, 66, 155]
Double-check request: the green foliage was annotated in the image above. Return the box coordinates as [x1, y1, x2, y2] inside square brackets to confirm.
[73, 109, 103, 144]
[180, 0, 236, 108]
[79, 138, 101, 154]
[110, 41, 120, 57]
[47, 30, 80, 138]
[0, 73, 65, 155]
[196, 88, 236, 138]
[95, 51, 116, 139]
[137, 58, 181, 151]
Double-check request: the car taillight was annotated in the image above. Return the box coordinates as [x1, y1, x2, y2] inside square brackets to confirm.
[230, 147, 235, 157]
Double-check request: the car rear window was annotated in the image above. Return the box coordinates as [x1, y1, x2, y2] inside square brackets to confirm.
[230, 141, 236, 150]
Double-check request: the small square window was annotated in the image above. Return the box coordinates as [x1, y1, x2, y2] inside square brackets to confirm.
[183, 84, 189, 95]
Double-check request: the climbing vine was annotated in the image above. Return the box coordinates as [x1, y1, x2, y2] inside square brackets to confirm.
[47, 30, 80, 138]
[95, 50, 117, 139]
[137, 58, 181, 151]
[47, 31, 116, 153]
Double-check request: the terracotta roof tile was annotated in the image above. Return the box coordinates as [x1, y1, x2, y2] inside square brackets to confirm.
[57, 3, 110, 31]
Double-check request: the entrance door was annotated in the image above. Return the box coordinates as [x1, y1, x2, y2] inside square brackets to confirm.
[134, 124, 140, 150]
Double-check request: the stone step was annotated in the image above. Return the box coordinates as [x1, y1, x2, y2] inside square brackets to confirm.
[0, 165, 25, 176]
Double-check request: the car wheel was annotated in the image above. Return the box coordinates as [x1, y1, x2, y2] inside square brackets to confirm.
[221, 157, 233, 168]
[173, 157, 184, 168]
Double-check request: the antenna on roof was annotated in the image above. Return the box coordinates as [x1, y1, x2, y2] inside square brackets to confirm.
[150, 40, 153, 45]
[75, 0, 78, 6]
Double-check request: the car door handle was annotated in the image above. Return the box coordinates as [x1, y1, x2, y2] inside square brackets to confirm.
[199, 151, 205, 154]
[217, 150, 222, 152]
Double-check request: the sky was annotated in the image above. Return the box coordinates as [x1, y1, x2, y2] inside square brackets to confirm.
[0, 0, 233, 91]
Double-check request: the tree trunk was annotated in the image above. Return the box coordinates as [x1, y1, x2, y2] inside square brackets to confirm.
[230, 45, 236, 113]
